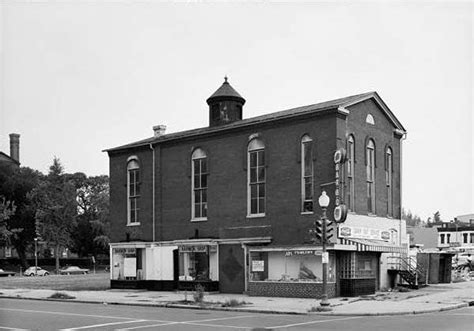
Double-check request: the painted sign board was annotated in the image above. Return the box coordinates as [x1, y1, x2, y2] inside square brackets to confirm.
[252, 260, 265, 272]
[338, 225, 391, 241]
[123, 257, 137, 277]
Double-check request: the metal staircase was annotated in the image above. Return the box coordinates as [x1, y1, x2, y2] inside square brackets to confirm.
[387, 255, 427, 288]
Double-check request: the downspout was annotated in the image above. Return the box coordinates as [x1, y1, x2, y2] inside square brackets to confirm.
[400, 132, 407, 253]
[150, 143, 156, 242]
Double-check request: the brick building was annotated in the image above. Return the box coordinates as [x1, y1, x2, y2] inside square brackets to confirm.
[105, 79, 408, 297]
[0, 134, 20, 168]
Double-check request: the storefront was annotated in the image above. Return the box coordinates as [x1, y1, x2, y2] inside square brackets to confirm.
[177, 243, 219, 291]
[247, 246, 336, 298]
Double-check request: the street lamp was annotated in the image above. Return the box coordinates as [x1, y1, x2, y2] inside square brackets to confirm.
[318, 191, 331, 308]
[34, 238, 38, 276]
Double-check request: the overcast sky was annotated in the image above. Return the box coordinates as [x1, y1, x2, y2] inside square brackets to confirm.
[0, 0, 472, 221]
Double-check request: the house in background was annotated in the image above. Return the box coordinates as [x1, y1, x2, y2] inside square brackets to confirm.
[0, 134, 20, 168]
[105, 79, 409, 298]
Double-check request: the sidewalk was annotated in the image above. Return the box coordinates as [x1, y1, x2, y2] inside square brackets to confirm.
[1, 280, 473, 316]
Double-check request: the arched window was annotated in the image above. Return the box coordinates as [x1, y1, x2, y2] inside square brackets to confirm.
[192, 148, 208, 220]
[127, 158, 140, 224]
[386, 147, 393, 217]
[248, 138, 265, 216]
[347, 135, 355, 211]
[301, 135, 313, 213]
[366, 139, 376, 214]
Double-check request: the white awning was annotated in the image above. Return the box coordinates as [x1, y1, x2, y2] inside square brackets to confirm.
[338, 238, 407, 253]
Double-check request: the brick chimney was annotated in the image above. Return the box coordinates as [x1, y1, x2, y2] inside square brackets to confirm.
[153, 125, 166, 137]
[9, 133, 20, 163]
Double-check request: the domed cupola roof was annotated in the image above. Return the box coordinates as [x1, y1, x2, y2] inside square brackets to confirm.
[206, 76, 246, 105]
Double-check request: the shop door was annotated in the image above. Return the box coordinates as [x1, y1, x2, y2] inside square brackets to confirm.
[173, 249, 179, 290]
[218, 244, 245, 293]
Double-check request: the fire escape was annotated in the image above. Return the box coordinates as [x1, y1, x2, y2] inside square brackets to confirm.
[387, 255, 427, 289]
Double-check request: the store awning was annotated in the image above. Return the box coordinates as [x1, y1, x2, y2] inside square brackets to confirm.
[338, 238, 407, 253]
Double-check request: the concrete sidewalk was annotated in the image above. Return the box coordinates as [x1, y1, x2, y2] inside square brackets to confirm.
[1, 280, 472, 316]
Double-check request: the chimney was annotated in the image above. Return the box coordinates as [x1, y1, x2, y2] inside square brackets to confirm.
[9, 133, 20, 163]
[153, 125, 166, 137]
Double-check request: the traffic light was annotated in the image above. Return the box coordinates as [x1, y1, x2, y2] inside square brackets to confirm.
[309, 219, 323, 242]
[326, 219, 334, 242]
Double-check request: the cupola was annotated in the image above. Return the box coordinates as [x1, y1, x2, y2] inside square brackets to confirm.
[206, 77, 246, 127]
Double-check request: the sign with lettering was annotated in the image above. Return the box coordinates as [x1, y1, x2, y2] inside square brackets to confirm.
[113, 248, 136, 255]
[179, 245, 208, 253]
[285, 250, 321, 257]
[252, 260, 265, 272]
[339, 226, 391, 241]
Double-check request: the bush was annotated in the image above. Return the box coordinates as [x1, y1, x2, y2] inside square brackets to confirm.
[48, 292, 76, 300]
[221, 299, 248, 307]
[193, 284, 205, 303]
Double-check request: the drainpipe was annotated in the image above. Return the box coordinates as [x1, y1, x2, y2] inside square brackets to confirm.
[150, 143, 156, 242]
[400, 132, 407, 253]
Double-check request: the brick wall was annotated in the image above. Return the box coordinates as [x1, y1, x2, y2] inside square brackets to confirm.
[108, 97, 403, 244]
[248, 281, 336, 298]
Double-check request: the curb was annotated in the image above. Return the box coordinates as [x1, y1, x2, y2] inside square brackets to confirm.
[0, 295, 470, 316]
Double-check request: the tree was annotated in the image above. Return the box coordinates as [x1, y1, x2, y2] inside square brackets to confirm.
[401, 208, 424, 227]
[68, 173, 110, 257]
[0, 164, 42, 267]
[0, 197, 16, 244]
[30, 158, 77, 273]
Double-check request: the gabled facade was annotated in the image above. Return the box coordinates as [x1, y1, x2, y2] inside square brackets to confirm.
[106, 80, 408, 297]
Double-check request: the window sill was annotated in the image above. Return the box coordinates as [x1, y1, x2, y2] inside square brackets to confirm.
[127, 222, 141, 227]
[301, 212, 314, 215]
[247, 214, 266, 219]
[191, 218, 208, 222]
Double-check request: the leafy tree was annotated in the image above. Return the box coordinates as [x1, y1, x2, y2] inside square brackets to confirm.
[0, 164, 42, 267]
[68, 173, 110, 258]
[401, 208, 424, 227]
[30, 158, 77, 273]
[0, 197, 16, 244]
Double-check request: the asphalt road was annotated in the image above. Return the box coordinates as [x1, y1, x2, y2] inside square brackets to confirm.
[0, 298, 472, 331]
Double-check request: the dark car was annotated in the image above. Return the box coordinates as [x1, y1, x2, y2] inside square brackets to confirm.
[60, 266, 89, 275]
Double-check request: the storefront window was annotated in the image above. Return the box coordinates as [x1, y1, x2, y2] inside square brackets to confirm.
[249, 250, 335, 283]
[178, 245, 218, 281]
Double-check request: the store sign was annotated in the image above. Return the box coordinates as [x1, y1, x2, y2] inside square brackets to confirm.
[339, 226, 391, 241]
[179, 245, 208, 253]
[123, 257, 136, 277]
[285, 250, 320, 257]
[322, 252, 329, 264]
[114, 248, 136, 255]
[252, 260, 265, 272]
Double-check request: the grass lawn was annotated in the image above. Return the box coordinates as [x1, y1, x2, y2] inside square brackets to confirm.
[0, 272, 110, 291]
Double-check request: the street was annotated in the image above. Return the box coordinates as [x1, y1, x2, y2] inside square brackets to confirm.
[0, 298, 472, 330]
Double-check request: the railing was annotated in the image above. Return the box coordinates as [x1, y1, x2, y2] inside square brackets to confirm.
[387, 254, 427, 287]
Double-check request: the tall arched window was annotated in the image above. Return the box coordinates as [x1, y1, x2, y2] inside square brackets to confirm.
[248, 138, 265, 216]
[386, 147, 393, 217]
[366, 139, 376, 214]
[192, 148, 208, 220]
[127, 158, 140, 224]
[301, 135, 313, 213]
[347, 135, 355, 211]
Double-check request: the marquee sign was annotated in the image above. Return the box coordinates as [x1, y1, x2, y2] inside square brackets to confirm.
[333, 148, 347, 223]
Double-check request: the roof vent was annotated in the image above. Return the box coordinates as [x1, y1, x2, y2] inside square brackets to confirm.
[153, 125, 166, 137]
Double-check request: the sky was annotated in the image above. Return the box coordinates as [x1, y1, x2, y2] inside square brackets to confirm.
[0, 0, 472, 221]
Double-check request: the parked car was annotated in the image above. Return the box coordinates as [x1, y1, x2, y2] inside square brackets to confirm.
[0, 268, 15, 277]
[60, 266, 89, 275]
[23, 266, 49, 276]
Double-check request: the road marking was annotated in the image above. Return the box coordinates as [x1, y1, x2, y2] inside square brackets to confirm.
[181, 322, 249, 329]
[184, 315, 254, 323]
[0, 307, 139, 320]
[446, 313, 474, 316]
[0, 327, 29, 330]
[119, 315, 254, 330]
[269, 316, 363, 329]
[60, 320, 147, 331]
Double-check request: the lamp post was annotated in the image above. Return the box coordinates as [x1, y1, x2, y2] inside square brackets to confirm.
[318, 191, 331, 308]
[34, 238, 38, 276]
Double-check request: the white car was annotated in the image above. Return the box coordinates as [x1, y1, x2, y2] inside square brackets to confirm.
[23, 266, 49, 276]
